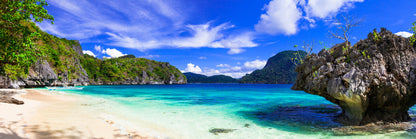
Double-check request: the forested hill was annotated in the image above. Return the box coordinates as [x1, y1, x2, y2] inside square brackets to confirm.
[0, 22, 186, 88]
[240, 50, 306, 84]
[183, 72, 238, 83]
[80, 55, 186, 85]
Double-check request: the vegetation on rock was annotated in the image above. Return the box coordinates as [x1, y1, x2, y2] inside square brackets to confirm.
[240, 50, 306, 84]
[292, 28, 416, 125]
[183, 72, 238, 83]
[80, 55, 186, 84]
[0, 0, 53, 80]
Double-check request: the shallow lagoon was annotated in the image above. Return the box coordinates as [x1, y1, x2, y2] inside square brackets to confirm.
[47, 84, 416, 138]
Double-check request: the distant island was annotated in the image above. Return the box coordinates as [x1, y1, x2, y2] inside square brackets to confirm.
[240, 50, 306, 84]
[183, 51, 307, 84]
[183, 72, 238, 83]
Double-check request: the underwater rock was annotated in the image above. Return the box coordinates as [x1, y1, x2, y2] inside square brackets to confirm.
[292, 28, 416, 125]
[332, 122, 416, 135]
[209, 128, 236, 135]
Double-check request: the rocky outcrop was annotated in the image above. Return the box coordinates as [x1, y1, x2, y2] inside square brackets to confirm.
[0, 90, 24, 105]
[0, 59, 89, 88]
[90, 67, 186, 85]
[292, 28, 416, 125]
[51, 56, 89, 86]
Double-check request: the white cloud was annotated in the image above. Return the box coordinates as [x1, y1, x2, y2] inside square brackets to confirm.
[244, 60, 267, 69]
[255, 0, 364, 36]
[139, 55, 160, 59]
[101, 48, 127, 58]
[172, 23, 233, 48]
[211, 32, 257, 54]
[94, 45, 102, 52]
[305, 0, 364, 19]
[106, 32, 161, 51]
[255, 0, 302, 35]
[395, 31, 414, 38]
[183, 60, 267, 78]
[216, 64, 230, 68]
[82, 50, 96, 57]
[198, 56, 207, 60]
[414, 13, 416, 16]
[103, 22, 257, 54]
[37, 0, 257, 55]
[182, 63, 202, 74]
[227, 48, 245, 55]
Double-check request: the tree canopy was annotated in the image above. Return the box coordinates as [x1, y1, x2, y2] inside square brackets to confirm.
[0, 0, 53, 79]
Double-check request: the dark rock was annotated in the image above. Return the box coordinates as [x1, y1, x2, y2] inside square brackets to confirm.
[71, 40, 83, 56]
[292, 28, 416, 125]
[209, 128, 236, 135]
[244, 124, 250, 128]
[332, 122, 416, 135]
[0, 91, 24, 105]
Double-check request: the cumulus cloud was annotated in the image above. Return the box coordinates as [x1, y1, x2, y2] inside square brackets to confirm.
[101, 48, 126, 58]
[255, 0, 302, 35]
[82, 50, 96, 57]
[255, 0, 364, 35]
[305, 0, 364, 18]
[183, 60, 267, 78]
[94, 45, 102, 52]
[182, 63, 202, 74]
[244, 60, 267, 69]
[395, 31, 414, 38]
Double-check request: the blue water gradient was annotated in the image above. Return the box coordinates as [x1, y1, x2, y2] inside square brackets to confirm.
[49, 84, 416, 138]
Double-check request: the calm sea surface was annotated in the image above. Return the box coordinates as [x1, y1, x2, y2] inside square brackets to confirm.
[43, 84, 416, 138]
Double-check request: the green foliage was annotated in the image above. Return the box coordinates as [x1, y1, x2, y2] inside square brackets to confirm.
[183, 72, 238, 83]
[291, 42, 313, 65]
[410, 22, 416, 46]
[80, 56, 185, 83]
[373, 30, 381, 42]
[241, 50, 306, 84]
[361, 50, 370, 59]
[0, 0, 53, 79]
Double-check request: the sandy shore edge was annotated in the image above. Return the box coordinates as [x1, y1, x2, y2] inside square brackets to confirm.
[0, 89, 164, 139]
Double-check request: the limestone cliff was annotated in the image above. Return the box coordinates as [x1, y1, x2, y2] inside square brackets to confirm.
[292, 28, 416, 125]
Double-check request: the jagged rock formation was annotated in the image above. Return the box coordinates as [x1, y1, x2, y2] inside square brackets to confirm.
[292, 28, 416, 125]
[240, 50, 306, 84]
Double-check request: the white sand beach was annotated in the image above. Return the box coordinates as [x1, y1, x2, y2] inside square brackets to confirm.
[0, 89, 163, 139]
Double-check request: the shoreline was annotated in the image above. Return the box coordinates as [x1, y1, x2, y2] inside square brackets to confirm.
[0, 89, 165, 139]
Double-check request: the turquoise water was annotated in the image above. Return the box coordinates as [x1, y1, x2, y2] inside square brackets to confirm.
[45, 84, 416, 138]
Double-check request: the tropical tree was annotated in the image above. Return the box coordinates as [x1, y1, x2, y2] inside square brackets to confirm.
[0, 0, 54, 79]
[329, 14, 363, 46]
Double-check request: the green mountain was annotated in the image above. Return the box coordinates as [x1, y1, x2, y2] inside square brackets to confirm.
[184, 72, 238, 83]
[80, 55, 186, 85]
[240, 50, 306, 84]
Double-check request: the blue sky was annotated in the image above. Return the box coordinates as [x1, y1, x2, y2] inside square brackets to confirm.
[37, 0, 416, 78]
